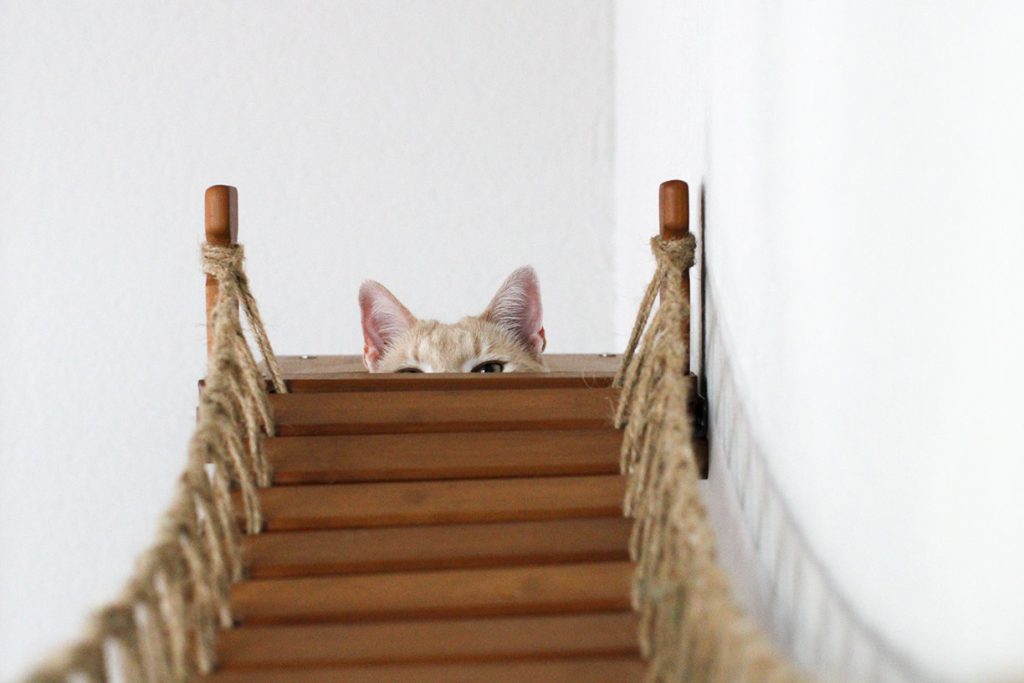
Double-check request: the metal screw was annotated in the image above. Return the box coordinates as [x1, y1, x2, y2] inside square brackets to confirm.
[599, 353, 617, 358]
[300, 355, 318, 360]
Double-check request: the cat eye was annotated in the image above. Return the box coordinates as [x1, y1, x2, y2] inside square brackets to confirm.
[397, 367, 423, 373]
[471, 361, 505, 373]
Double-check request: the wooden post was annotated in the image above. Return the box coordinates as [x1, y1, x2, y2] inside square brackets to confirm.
[659, 179, 690, 375]
[205, 185, 238, 355]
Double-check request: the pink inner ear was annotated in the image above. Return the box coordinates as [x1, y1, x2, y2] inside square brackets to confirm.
[534, 326, 547, 354]
[359, 281, 415, 370]
[363, 343, 381, 372]
[484, 266, 545, 356]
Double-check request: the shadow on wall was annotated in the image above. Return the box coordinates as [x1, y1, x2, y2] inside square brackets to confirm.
[701, 276, 929, 683]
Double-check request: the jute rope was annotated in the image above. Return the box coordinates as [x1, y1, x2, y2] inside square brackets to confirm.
[615, 234, 807, 683]
[23, 242, 282, 683]
[202, 243, 287, 394]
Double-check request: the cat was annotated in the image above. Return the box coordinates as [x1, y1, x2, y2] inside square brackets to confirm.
[359, 266, 548, 373]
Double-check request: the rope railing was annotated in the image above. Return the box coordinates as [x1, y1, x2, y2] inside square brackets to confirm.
[614, 182, 806, 682]
[24, 232, 284, 682]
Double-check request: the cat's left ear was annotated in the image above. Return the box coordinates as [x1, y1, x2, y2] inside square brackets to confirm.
[482, 266, 546, 356]
[359, 281, 417, 371]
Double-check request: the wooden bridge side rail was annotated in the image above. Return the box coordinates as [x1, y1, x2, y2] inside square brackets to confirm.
[205, 185, 238, 355]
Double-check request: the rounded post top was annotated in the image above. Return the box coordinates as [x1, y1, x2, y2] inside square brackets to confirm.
[659, 180, 690, 240]
[205, 185, 238, 246]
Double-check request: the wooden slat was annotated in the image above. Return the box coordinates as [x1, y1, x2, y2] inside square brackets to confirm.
[243, 517, 633, 578]
[283, 372, 615, 393]
[275, 353, 621, 379]
[266, 429, 621, 484]
[230, 561, 633, 625]
[250, 475, 626, 531]
[215, 612, 639, 668]
[203, 657, 643, 683]
[270, 387, 618, 436]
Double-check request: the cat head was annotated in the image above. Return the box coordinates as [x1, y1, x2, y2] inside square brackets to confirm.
[359, 266, 547, 373]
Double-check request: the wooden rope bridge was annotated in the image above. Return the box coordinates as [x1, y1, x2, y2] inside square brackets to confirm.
[25, 180, 738, 683]
[197, 183, 700, 683]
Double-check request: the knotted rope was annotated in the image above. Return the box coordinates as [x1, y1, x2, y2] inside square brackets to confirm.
[24, 242, 283, 683]
[616, 234, 806, 682]
[202, 243, 287, 394]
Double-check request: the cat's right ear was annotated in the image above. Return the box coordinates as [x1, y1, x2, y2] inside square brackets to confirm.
[482, 266, 546, 357]
[359, 281, 416, 371]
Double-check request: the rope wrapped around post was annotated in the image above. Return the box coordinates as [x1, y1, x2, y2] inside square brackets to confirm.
[615, 233, 806, 681]
[201, 243, 287, 395]
[23, 235, 282, 682]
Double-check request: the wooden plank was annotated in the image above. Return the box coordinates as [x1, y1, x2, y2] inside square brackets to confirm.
[283, 372, 615, 393]
[215, 612, 639, 668]
[203, 657, 644, 683]
[274, 353, 621, 379]
[230, 561, 633, 625]
[266, 429, 621, 484]
[249, 475, 627, 531]
[243, 517, 633, 578]
[270, 387, 618, 436]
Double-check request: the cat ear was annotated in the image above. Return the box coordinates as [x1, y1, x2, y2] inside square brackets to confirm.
[482, 266, 546, 356]
[359, 281, 416, 371]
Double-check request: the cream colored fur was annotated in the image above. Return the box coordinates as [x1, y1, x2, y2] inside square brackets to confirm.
[375, 317, 546, 373]
[359, 267, 548, 373]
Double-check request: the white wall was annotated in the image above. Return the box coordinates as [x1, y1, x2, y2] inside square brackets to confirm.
[612, 0, 704, 353]
[0, 2, 613, 677]
[616, 1, 1024, 681]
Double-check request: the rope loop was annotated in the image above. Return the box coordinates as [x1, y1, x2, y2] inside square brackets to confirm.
[201, 243, 245, 282]
[650, 232, 697, 275]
